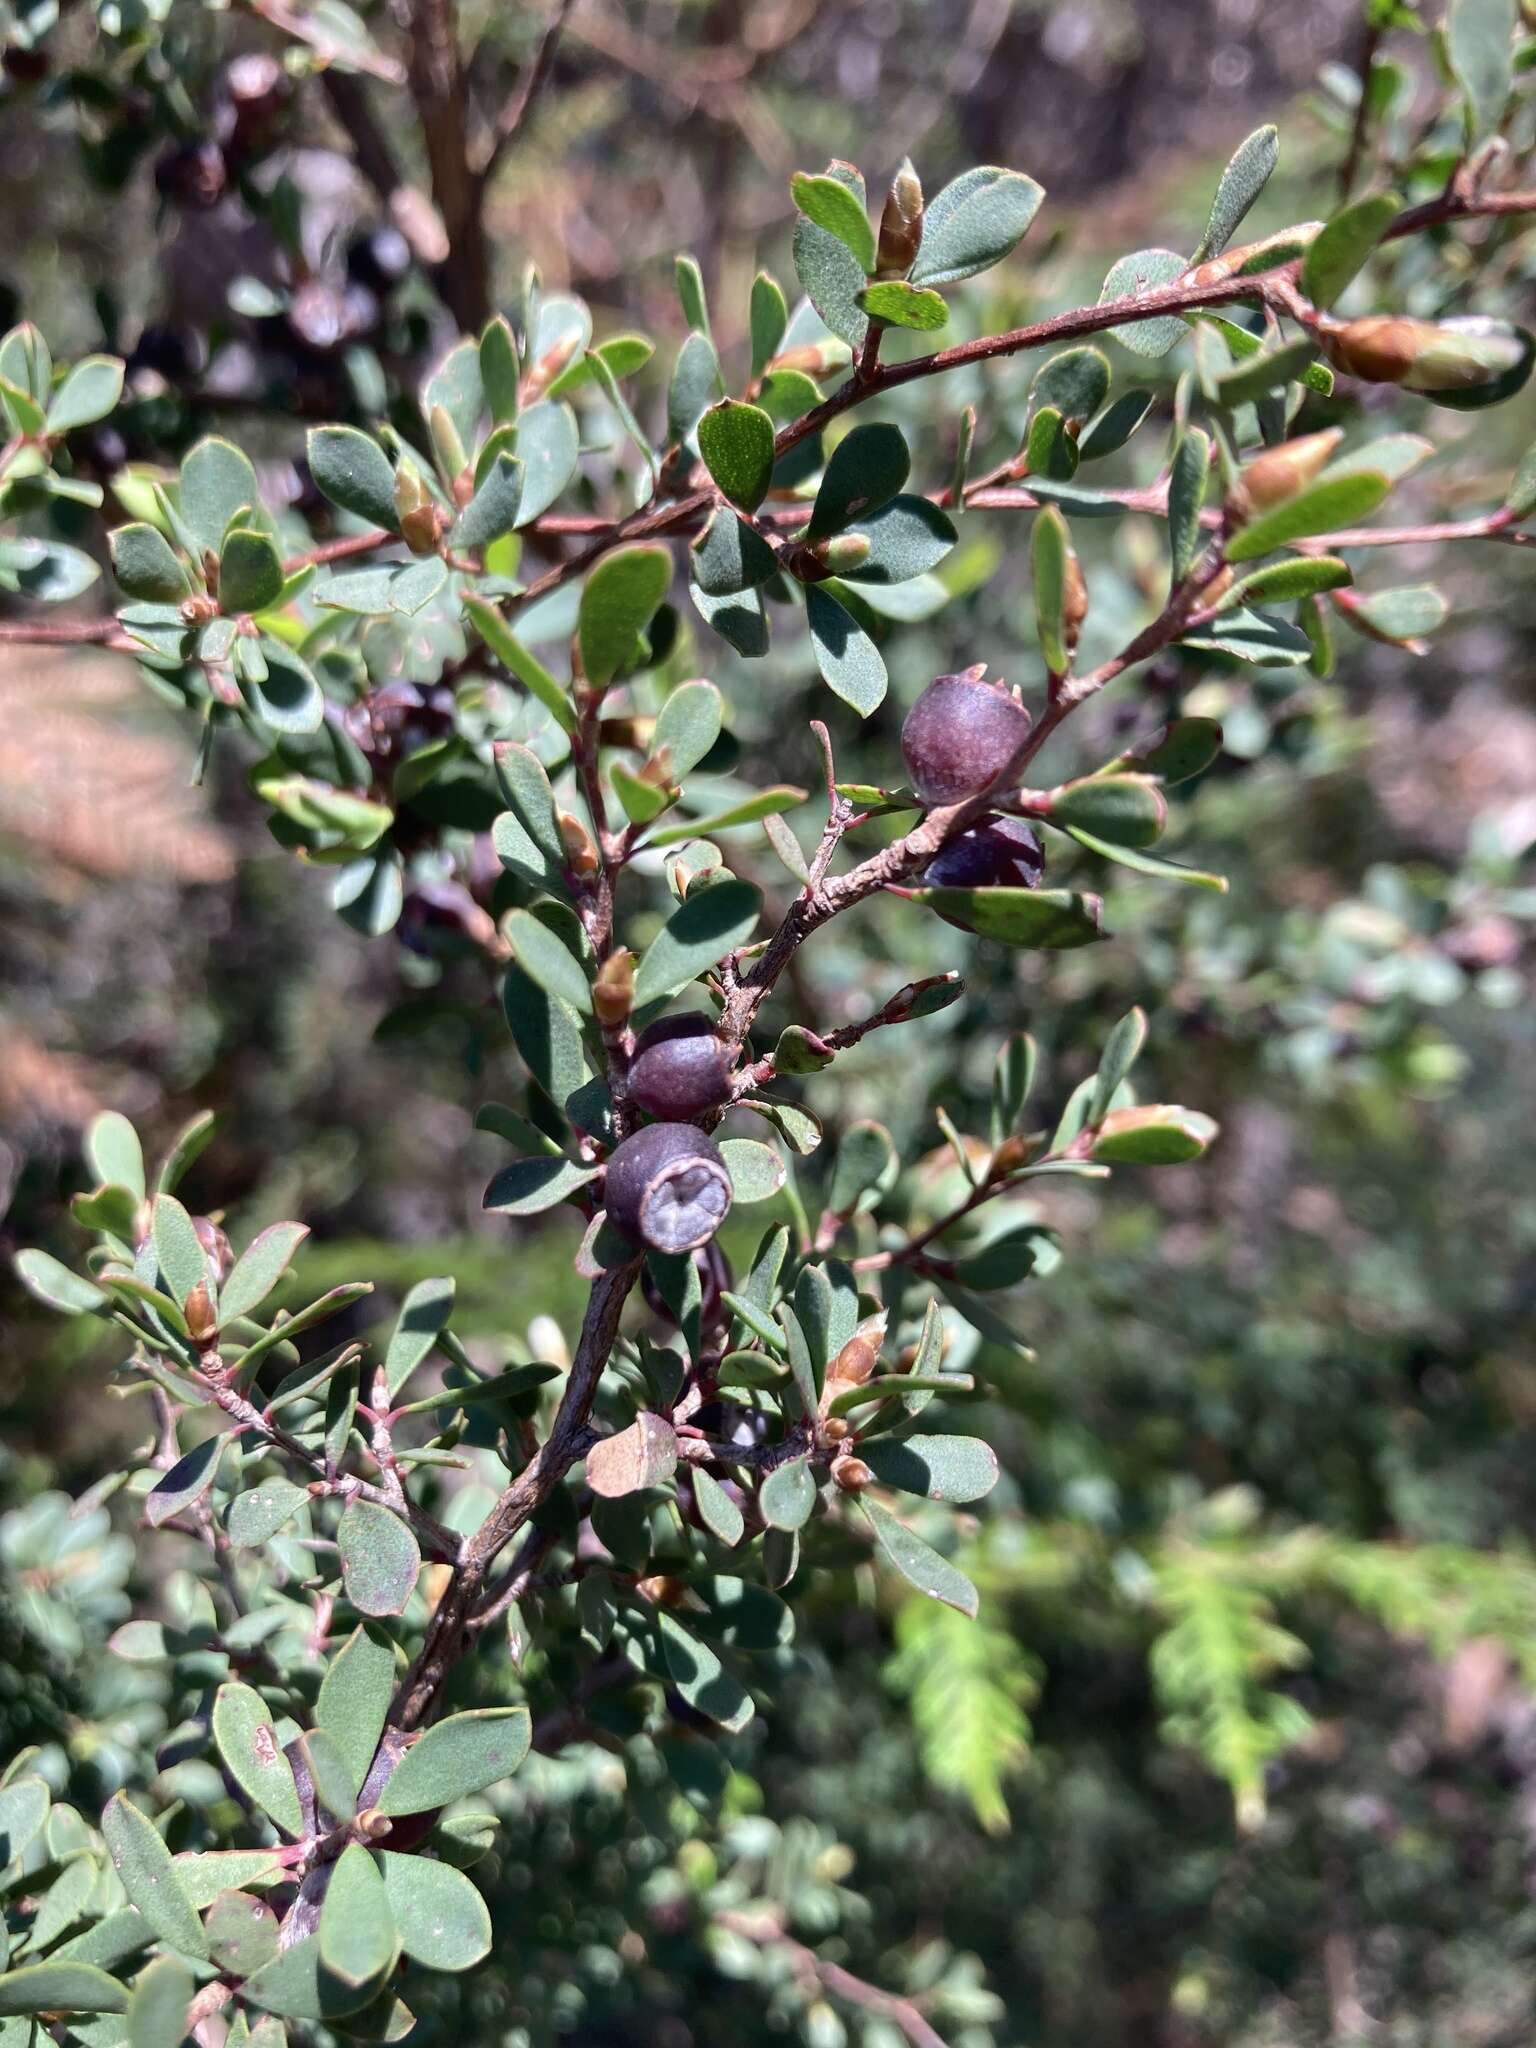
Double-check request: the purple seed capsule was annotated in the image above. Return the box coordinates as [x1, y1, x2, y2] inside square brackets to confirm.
[605, 1124, 733, 1254]
[627, 1011, 735, 1120]
[923, 814, 1045, 892]
[900, 667, 1033, 806]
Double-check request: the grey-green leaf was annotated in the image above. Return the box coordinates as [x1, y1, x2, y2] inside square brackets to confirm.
[213, 1683, 306, 1837]
[1099, 247, 1187, 356]
[1195, 124, 1278, 262]
[378, 1852, 491, 1971]
[220, 1221, 309, 1324]
[375, 1706, 532, 1815]
[760, 1458, 816, 1531]
[1300, 192, 1399, 311]
[806, 584, 888, 715]
[337, 1499, 421, 1618]
[808, 421, 909, 538]
[319, 1843, 396, 1987]
[910, 166, 1045, 287]
[317, 1625, 396, 1790]
[633, 878, 762, 1007]
[111, 523, 189, 602]
[102, 1794, 208, 1959]
[384, 1274, 455, 1397]
[859, 1433, 1000, 1503]
[859, 1496, 978, 1615]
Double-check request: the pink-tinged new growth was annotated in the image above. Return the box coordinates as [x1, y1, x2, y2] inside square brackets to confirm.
[605, 1123, 733, 1254]
[923, 814, 1046, 892]
[627, 1011, 736, 1120]
[901, 666, 1033, 806]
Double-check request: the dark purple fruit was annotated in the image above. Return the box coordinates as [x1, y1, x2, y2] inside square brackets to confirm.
[627, 1011, 735, 1120]
[900, 665, 1032, 807]
[923, 814, 1045, 892]
[605, 1124, 732, 1254]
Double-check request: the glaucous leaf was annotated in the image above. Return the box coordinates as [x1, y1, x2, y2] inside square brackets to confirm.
[859, 1434, 1000, 1503]
[102, 1794, 208, 1959]
[220, 1221, 309, 1323]
[213, 1683, 306, 1837]
[1300, 191, 1399, 311]
[375, 1707, 532, 1815]
[337, 1499, 421, 1618]
[578, 543, 671, 687]
[378, 1851, 491, 1971]
[807, 421, 909, 538]
[805, 583, 888, 714]
[1195, 124, 1278, 262]
[632, 877, 761, 1006]
[320, 1843, 397, 1988]
[317, 1626, 396, 1789]
[1098, 248, 1187, 356]
[859, 1496, 978, 1616]
[910, 166, 1045, 287]
[761, 1458, 817, 1530]
[512, 400, 580, 525]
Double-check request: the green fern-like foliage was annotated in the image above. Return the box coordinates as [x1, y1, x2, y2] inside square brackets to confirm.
[886, 1568, 1040, 1834]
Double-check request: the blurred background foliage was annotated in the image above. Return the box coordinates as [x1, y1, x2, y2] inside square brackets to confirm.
[5, 1, 1536, 2042]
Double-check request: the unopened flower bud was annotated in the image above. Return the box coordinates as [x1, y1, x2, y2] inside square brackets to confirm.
[184, 1282, 218, 1345]
[1062, 548, 1089, 651]
[1183, 223, 1323, 290]
[522, 333, 581, 403]
[827, 1335, 878, 1386]
[876, 158, 924, 279]
[394, 460, 440, 555]
[192, 1216, 233, 1282]
[832, 1455, 873, 1493]
[558, 811, 600, 877]
[1236, 428, 1343, 513]
[990, 1133, 1030, 1179]
[822, 1416, 852, 1443]
[635, 1573, 686, 1607]
[1327, 314, 1533, 403]
[593, 949, 635, 1029]
[767, 340, 853, 379]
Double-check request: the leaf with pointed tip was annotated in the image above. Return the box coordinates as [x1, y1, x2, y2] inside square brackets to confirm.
[376, 1707, 532, 1815]
[859, 280, 948, 329]
[1225, 470, 1391, 561]
[1300, 191, 1399, 311]
[383, 1275, 455, 1397]
[667, 331, 724, 447]
[338, 1499, 421, 1618]
[102, 1794, 208, 1959]
[296, 1727, 360, 1823]
[146, 1434, 225, 1528]
[220, 1222, 309, 1324]
[808, 422, 909, 538]
[647, 786, 807, 847]
[750, 271, 789, 378]
[483, 1155, 599, 1215]
[791, 172, 876, 272]
[792, 161, 870, 347]
[450, 452, 523, 549]
[1195, 124, 1278, 262]
[911, 166, 1045, 287]
[1168, 429, 1210, 583]
[859, 1497, 978, 1615]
